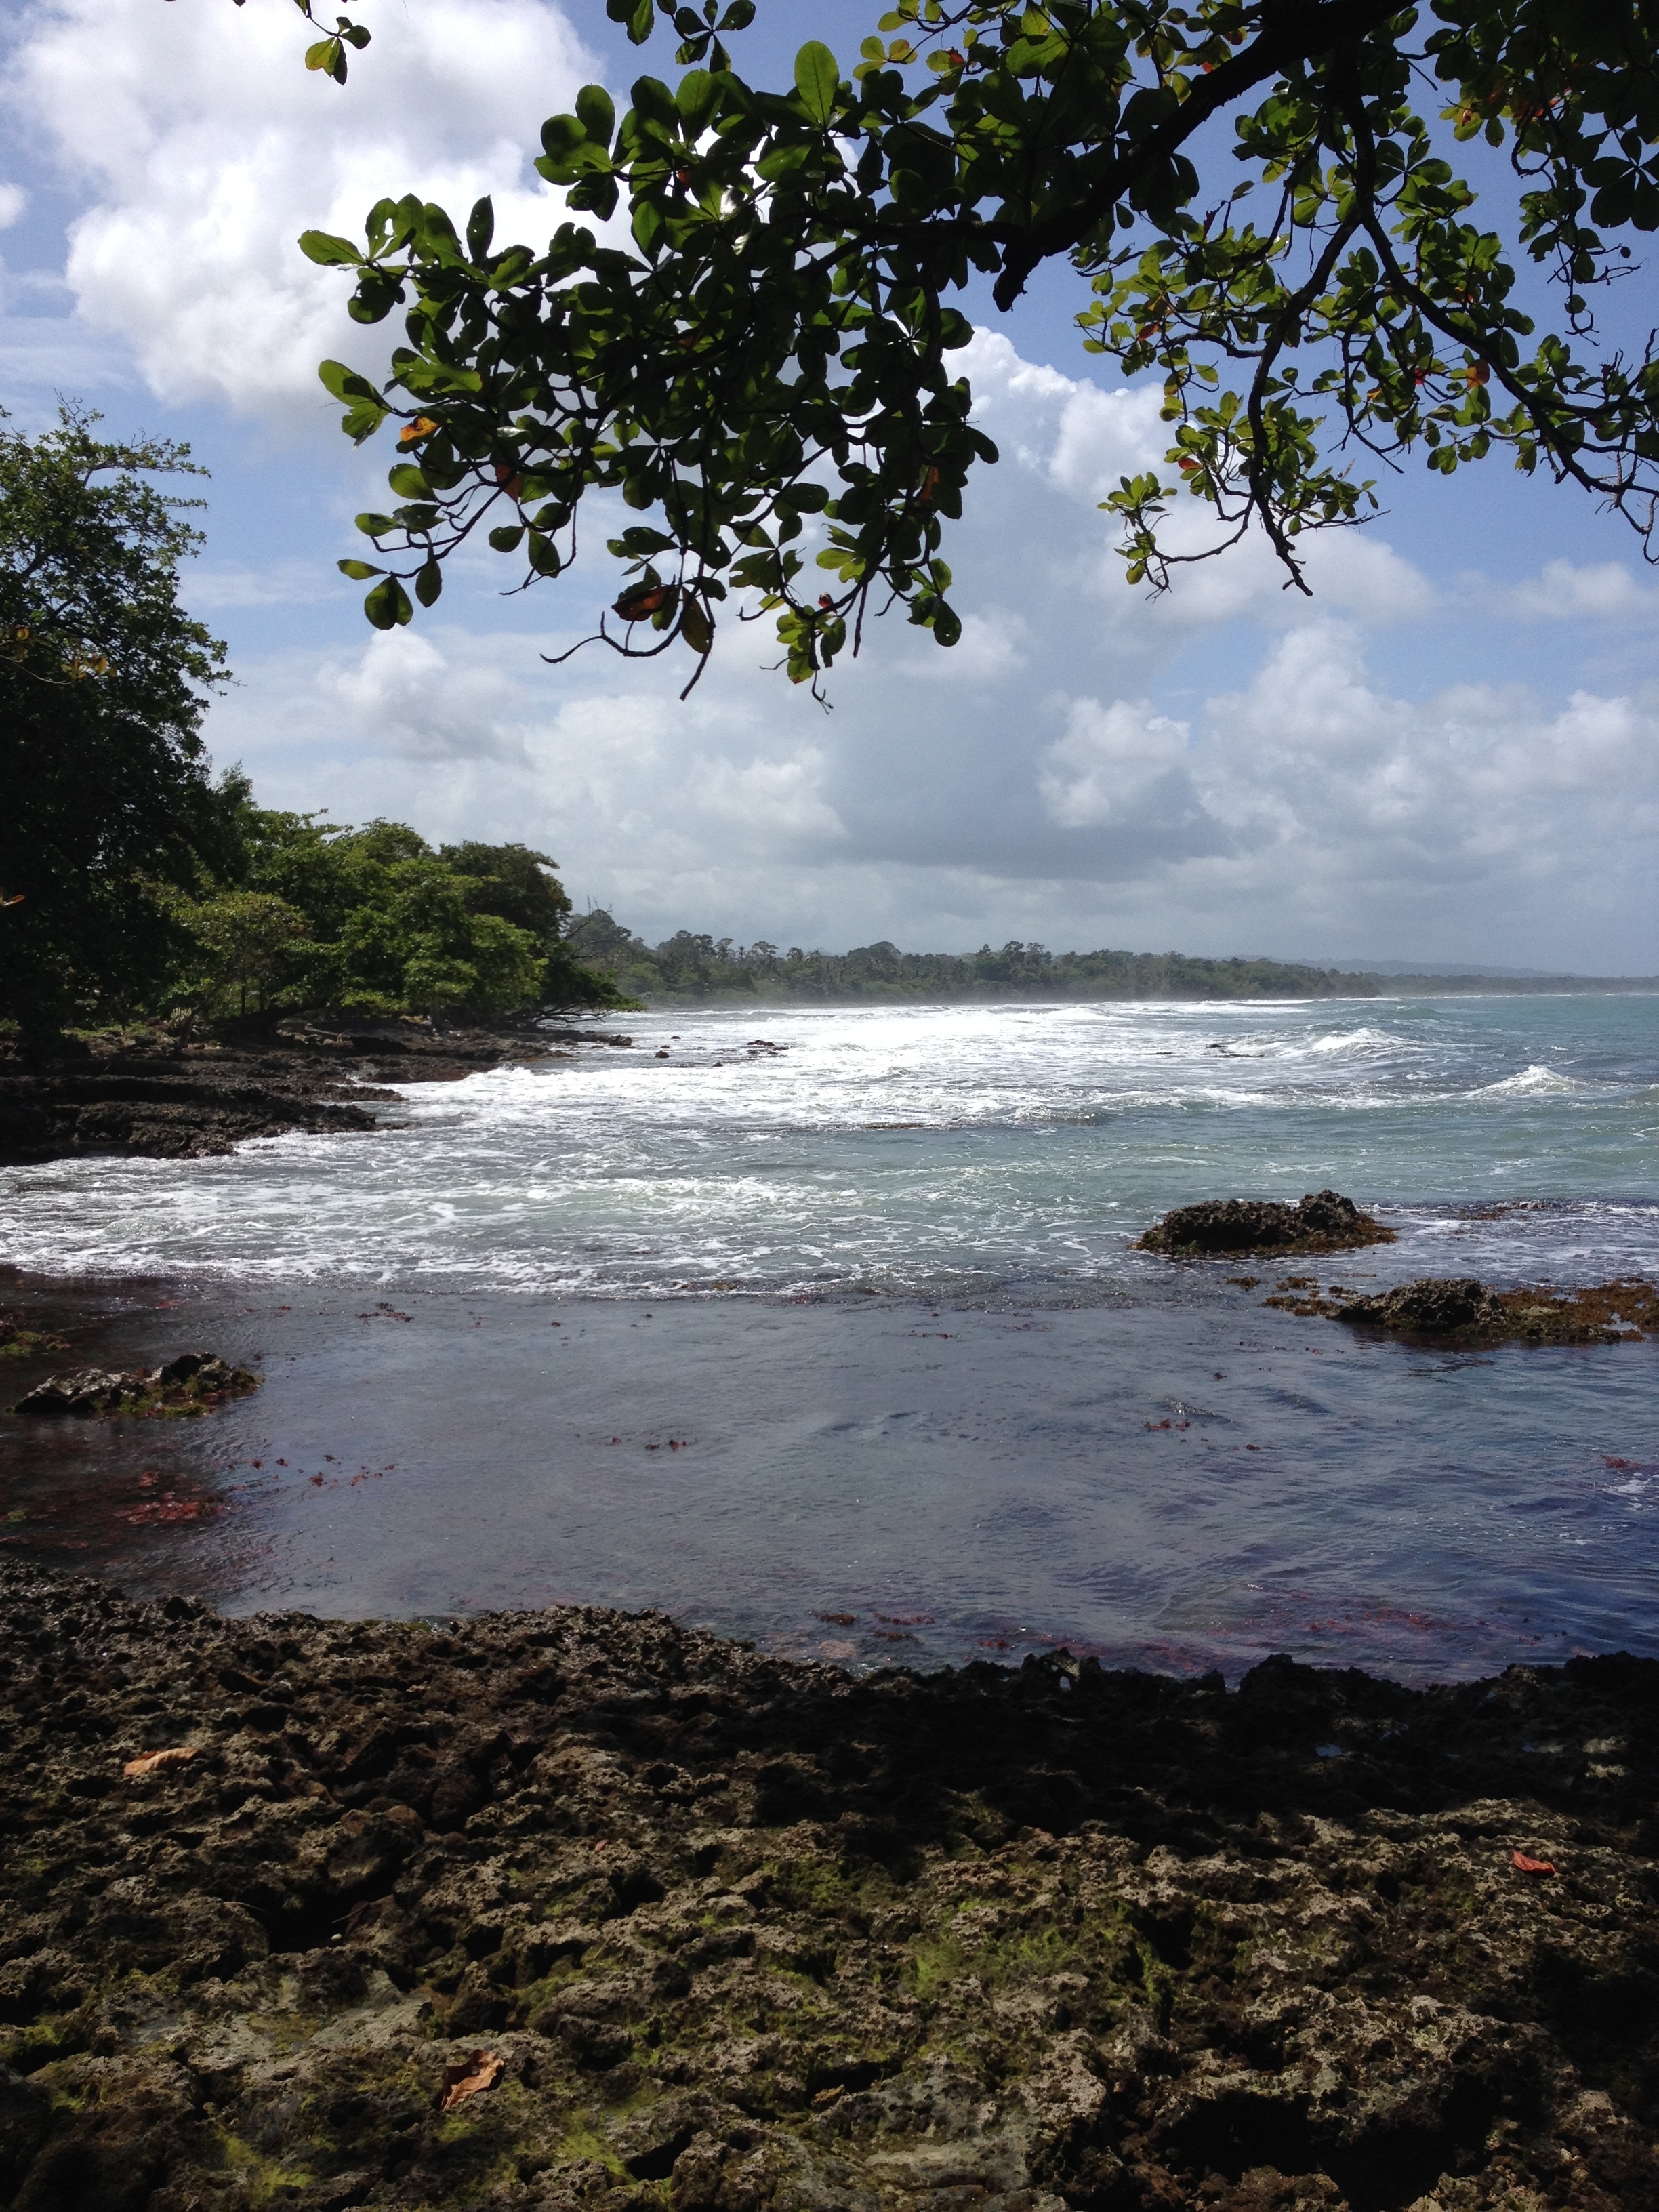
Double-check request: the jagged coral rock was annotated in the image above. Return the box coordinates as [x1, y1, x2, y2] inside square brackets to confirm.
[0, 1566, 1656, 2209]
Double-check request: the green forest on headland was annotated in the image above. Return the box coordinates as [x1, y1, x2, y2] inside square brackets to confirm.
[0, 407, 627, 1042]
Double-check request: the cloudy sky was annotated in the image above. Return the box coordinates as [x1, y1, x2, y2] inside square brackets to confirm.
[3, 0, 1657, 970]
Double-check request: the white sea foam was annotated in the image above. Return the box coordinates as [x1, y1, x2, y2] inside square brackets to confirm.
[3, 996, 1656, 1292]
[1477, 1063, 1592, 1097]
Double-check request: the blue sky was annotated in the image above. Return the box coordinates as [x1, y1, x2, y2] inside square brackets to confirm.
[3, 0, 1657, 970]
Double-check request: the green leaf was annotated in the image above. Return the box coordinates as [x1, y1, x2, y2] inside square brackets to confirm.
[541, 114, 588, 163]
[299, 232, 363, 268]
[794, 40, 839, 127]
[305, 35, 346, 82]
[576, 85, 617, 148]
[337, 558, 384, 580]
[415, 561, 443, 607]
[631, 75, 679, 131]
[364, 577, 413, 629]
[680, 594, 712, 654]
[607, 0, 655, 43]
[466, 197, 495, 260]
[488, 524, 527, 552]
[319, 359, 378, 401]
[388, 464, 430, 499]
[676, 68, 720, 133]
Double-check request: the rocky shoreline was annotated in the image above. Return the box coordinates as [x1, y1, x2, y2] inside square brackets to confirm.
[0, 1017, 634, 1166]
[2, 1564, 1656, 2211]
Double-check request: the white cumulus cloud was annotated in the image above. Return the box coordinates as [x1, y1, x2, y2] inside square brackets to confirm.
[7, 0, 598, 415]
[1039, 698, 1195, 827]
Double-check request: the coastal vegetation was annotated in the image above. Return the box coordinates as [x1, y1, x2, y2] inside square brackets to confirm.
[0, 406, 626, 1042]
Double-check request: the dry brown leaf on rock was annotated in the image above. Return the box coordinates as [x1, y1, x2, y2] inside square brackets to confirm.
[122, 1745, 200, 1778]
[1512, 1849, 1557, 1875]
[438, 2050, 504, 2112]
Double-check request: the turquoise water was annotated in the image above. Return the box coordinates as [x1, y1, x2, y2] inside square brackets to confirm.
[2, 991, 1656, 1681]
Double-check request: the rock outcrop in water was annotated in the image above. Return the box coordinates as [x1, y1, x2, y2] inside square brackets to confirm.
[1265, 1274, 1659, 1345]
[0, 1017, 634, 1167]
[2, 1563, 1656, 2212]
[12, 1351, 259, 1418]
[1136, 1189, 1395, 1258]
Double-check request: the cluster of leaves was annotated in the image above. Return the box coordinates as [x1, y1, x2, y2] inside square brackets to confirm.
[201, 0, 370, 85]
[564, 908, 1382, 1001]
[301, 0, 1659, 692]
[0, 406, 229, 1040]
[174, 798, 633, 1019]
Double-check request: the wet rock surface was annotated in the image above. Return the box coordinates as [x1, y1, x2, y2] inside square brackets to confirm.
[12, 1352, 259, 1418]
[1263, 1275, 1659, 1345]
[0, 1315, 69, 1363]
[1, 1564, 1657, 2211]
[1136, 1193, 1395, 1261]
[0, 1017, 632, 1166]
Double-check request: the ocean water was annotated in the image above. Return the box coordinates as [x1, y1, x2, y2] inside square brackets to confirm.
[5, 993, 1658, 1294]
[2, 992, 1656, 1680]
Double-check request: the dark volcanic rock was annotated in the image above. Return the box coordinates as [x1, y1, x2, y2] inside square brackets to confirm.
[0, 1067, 385, 1164]
[1, 1563, 1656, 2211]
[13, 1351, 258, 1417]
[1137, 1187, 1395, 1258]
[0, 1014, 617, 1166]
[1331, 1275, 1659, 1345]
[1334, 1276, 1504, 1334]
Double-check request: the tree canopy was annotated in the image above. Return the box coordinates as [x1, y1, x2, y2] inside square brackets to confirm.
[0, 406, 229, 1037]
[300, 0, 1659, 696]
[176, 797, 632, 1019]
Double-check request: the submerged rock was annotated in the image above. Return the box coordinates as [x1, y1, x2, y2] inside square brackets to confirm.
[1137, 1188, 1395, 1258]
[0, 1313, 70, 1361]
[1265, 1275, 1659, 1343]
[1, 1562, 1656, 2211]
[14, 1351, 258, 1416]
[1332, 1276, 1505, 1334]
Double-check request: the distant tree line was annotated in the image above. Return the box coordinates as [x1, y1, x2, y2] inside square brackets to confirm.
[565, 914, 1657, 1005]
[566, 913, 1372, 1004]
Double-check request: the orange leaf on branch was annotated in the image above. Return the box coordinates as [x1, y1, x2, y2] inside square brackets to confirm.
[398, 417, 439, 447]
[613, 583, 674, 621]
